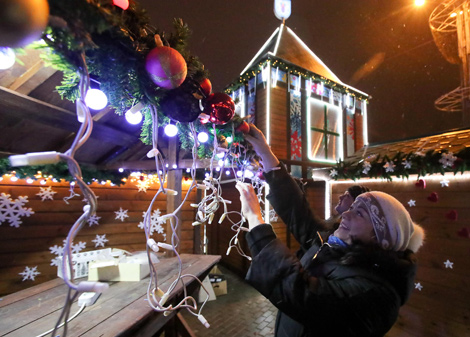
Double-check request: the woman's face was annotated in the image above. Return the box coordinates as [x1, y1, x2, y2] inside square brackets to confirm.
[335, 191, 354, 215]
[333, 198, 376, 245]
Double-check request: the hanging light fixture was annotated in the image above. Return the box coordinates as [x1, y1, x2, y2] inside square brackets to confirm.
[164, 123, 178, 137]
[197, 132, 209, 143]
[85, 89, 108, 110]
[125, 102, 144, 125]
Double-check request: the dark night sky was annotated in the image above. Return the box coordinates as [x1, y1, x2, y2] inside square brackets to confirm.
[140, 0, 462, 144]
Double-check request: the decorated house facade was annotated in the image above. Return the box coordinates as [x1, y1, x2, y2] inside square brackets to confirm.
[226, 23, 369, 178]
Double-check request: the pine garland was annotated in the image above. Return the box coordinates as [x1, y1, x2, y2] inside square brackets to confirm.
[0, 158, 128, 185]
[36, 0, 252, 159]
[329, 148, 470, 181]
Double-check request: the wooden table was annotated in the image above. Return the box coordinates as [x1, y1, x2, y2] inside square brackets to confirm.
[0, 254, 220, 337]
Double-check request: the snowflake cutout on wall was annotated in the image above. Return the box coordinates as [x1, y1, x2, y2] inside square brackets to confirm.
[115, 207, 129, 222]
[443, 259, 454, 269]
[414, 282, 423, 291]
[92, 234, 109, 247]
[439, 152, 456, 168]
[19, 266, 40, 281]
[36, 186, 57, 201]
[383, 161, 396, 173]
[138, 209, 166, 236]
[0, 193, 34, 228]
[362, 161, 371, 174]
[408, 199, 416, 207]
[87, 214, 101, 226]
[49, 240, 86, 266]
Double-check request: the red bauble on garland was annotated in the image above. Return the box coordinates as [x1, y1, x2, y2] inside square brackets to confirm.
[113, 0, 129, 10]
[0, 0, 49, 48]
[145, 35, 187, 90]
[203, 93, 235, 125]
[236, 121, 250, 134]
[199, 78, 212, 97]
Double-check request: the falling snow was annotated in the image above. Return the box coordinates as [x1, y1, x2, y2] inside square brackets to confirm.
[0, 193, 34, 228]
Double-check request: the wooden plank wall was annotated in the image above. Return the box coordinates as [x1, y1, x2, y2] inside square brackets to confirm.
[0, 176, 198, 296]
[331, 178, 470, 337]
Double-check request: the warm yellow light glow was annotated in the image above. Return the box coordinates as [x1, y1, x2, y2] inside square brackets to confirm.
[415, 0, 425, 6]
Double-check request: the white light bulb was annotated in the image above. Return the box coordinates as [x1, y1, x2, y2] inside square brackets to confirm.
[218, 160, 224, 167]
[26, 178, 34, 184]
[217, 152, 225, 159]
[0, 47, 15, 70]
[216, 167, 221, 172]
[198, 132, 209, 143]
[164, 124, 178, 137]
[225, 170, 231, 175]
[172, 164, 177, 169]
[10, 177, 18, 182]
[85, 89, 108, 110]
[245, 170, 255, 179]
[118, 168, 124, 173]
[236, 171, 243, 177]
[40, 180, 47, 185]
[125, 110, 143, 124]
[186, 168, 191, 173]
[226, 136, 233, 143]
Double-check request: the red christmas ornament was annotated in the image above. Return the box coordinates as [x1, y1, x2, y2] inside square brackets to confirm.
[445, 210, 458, 221]
[145, 35, 187, 89]
[236, 121, 250, 134]
[203, 93, 235, 125]
[415, 178, 426, 189]
[0, 0, 49, 48]
[427, 192, 439, 202]
[199, 78, 212, 97]
[113, 0, 129, 10]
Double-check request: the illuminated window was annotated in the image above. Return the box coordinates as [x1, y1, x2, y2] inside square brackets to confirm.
[307, 98, 343, 163]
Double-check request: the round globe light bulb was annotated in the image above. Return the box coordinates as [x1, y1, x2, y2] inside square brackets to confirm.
[164, 124, 178, 137]
[0, 47, 15, 70]
[125, 110, 143, 124]
[197, 132, 209, 143]
[85, 89, 108, 110]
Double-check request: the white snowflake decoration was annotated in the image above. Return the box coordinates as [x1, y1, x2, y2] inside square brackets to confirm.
[408, 199, 416, 207]
[383, 161, 396, 173]
[329, 169, 338, 178]
[92, 234, 109, 248]
[402, 160, 412, 169]
[439, 152, 456, 168]
[87, 214, 101, 227]
[138, 209, 166, 236]
[19, 266, 40, 281]
[49, 244, 64, 256]
[115, 207, 129, 222]
[72, 241, 86, 254]
[362, 161, 371, 174]
[440, 179, 450, 187]
[443, 259, 454, 269]
[50, 256, 61, 267]
[414, 282, 423, 291]
[0, 193, 34, 228]
[137, 180, 150, 193]
[36, 186, 57, 201]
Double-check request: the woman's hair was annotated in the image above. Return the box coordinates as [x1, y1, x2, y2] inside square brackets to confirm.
[347, 185, 370, 200]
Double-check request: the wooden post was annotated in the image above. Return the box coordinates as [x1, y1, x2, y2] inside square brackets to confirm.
[166, 136, 182, 256]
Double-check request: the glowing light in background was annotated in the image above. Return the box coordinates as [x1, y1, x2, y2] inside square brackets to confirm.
[197, 132, 209, 143]
[415, 0, 425, 6]
[164, 124, 178, 137]
[125, 109, 143, 124]
[85, 89, 108, 110]
[0, 47, 15, 70]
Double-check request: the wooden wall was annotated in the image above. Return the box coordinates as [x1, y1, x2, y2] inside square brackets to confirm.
[331, 177, 470, 337]
[0, 176, 198, 296]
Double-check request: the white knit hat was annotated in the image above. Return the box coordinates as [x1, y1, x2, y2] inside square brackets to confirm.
[356, 191, 425, 252]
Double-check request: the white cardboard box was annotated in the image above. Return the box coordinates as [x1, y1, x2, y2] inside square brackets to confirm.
[88, 252, 150, 282]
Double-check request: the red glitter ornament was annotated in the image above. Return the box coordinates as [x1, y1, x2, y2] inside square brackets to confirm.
[113, 0, 129, 10]
[236, 121, 250, 134]
[145, 35, 187, 89]
[203, 93, 235, 125]
[199, 78, 212, 97]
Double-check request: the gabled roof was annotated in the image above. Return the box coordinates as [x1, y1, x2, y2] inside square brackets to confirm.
[240, 23, 342, 83]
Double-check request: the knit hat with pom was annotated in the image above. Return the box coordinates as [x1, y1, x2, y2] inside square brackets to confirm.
[356, 191, 425, 252]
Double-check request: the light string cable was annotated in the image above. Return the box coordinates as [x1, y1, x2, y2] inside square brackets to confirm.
[143, 110, 210, 327]
[50, 54, 104, 337]
[220, 129, 255, 260]
[192, 124, 232, 228]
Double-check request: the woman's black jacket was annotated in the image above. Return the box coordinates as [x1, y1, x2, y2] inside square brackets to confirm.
[245, 164, 418, 337]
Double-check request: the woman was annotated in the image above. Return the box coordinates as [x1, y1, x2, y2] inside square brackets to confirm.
[235, 125, 425, 337]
